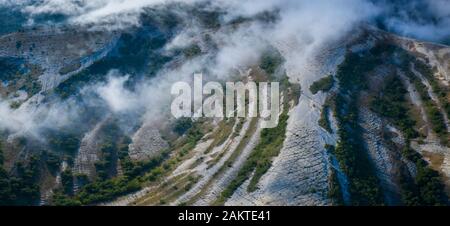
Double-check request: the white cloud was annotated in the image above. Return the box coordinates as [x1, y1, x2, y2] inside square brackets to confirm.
[378, 0, 450, 41]
[95, 72, 138, 112]
[0, 0, 448, 141]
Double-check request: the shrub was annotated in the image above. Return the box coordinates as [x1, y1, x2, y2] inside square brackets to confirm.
[61, 169, 74, 195]
[173, 118, 193, 135]
[310, 75, 334, 94]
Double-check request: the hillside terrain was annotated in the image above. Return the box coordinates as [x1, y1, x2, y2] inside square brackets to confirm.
[1, 1, 450, 206]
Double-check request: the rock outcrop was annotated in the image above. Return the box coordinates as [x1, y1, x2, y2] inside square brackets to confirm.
[128, 123, 169, 162]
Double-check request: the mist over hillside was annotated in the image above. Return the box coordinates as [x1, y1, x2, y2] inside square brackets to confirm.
[1, 0, 449, 42]
[1, 0, 450, 207]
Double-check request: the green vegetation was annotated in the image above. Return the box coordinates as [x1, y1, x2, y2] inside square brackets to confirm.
[9, 101, 21, 109]
[0, 148, 41, 206]
[214, 50, 297, 205]
[182, 44, 202, 59]
[136, 173, 201, 205]
[400, 147, 447, 205]
[370, 75, 419, 139]
[259, 49, 284, 75]
[47, 131, 81, 155]
[328, 169, 344, 205]
[52, 174, 141, 206]
[94, 121, 124, 180]
[217, 108, 288, 203]
[0, 141, 3, 165]
[123, 122, 207, 205]
[319, 105, 333, 133]
[327, 146, 344, 205]
[51, 191, 81, 206]
[189, 117, 256, 205]
[15, 41, 22, 50]
[194, 9, 221, 29]
[332, 51, 384, 205]
[233, 119, 245, 137]
[221, 119, 258, 171]
[74, 173, 89, 188]
[414, 60, 450, 119]
[12, 157, 41, 204]
[0, 57, 22, 81]
[61, 169, 74, 195]
[282, 76, 301, 105]
[173, 117, 193, 135]
[173, 122, 205, 159]
[75, 176, 141, 205]
[204, 118, 236, 154]
[216, 95, 290, 204]
[51, 151, 166, 205]
[412, 60, 450, 144]
[310, 75, 334, 94]
[403, 63, 448, 144]
[368, 44, 448, 205]
[369, 70, 447, 205]
[247, 111, 288, 192]
[145, 122, 206, 182]
[95, 137, 118, 180]
[52, 120, 205, 205]
[380, 43, 449, 144]
[0, 58, 43, 98]
[52, 121, 192, 205]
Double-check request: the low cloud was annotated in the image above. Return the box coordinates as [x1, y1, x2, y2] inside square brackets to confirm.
[1, 0, 445, 41]
[95, 72, 138, 112]
[0, 0, 449, 141]
[378, 0, 450, 41]
[0, 95, 84, 139]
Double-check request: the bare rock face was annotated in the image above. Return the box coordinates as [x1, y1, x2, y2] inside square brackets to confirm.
[413, 42, 450, 84]
[226, 101, 332, 206]
[74, 121, 105, 178]
[0, 28, 118, 93]
[128, 123, 168, 161]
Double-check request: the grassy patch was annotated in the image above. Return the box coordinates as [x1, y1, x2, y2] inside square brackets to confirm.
[136, 173, 200, 205]
[414, 60, 450, 119]
[247, 111, 288, 192]
[204, 118, 236, 154]
[403, 63, 448, 144]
